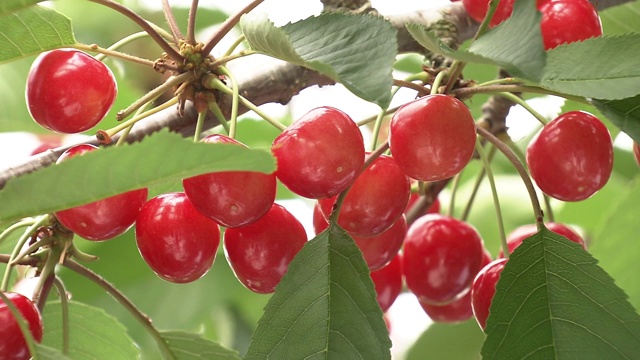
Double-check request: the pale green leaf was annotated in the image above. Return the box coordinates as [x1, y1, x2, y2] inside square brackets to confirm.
[244, 225, 391, 360]
[0, 5, 76, 64]
[406, 320, 483, 360]
[592, 94, 640, 143]
[161, 331, 241, 360]
[241, 12, 396, 108]
[540, 33, 640, 100]
[35, 344, 73, 360]
[0, 130, 275, 224]
[0, 0, 45, 17]
[482, 228, 640, 359]
[600, 0, 640, 35]
[42, 301, 139, 359]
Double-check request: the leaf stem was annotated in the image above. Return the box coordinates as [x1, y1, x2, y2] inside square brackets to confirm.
[0, 292, 38, 359]
[52, 277, 70, 355]
[1, 215, 49, 292]
[187, 0, 199, 45]
[63, 259, 177, 360]
[497, 92, 548, 126]
[117, 72, 194, 121]
[202, 0, 265, 56]
[452, 84, 590, 104]
[74, 43, 155, 67]
[162, 0, 185, 44]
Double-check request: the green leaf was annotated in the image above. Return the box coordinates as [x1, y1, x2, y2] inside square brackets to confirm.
[0, 130, 275, 224]
[592, 94, 640, 143]
[240, 12, 396, 108]
[540, 33, 640, 100]
[161, 331, 241, 360]
[42, 301, 139, 359]
[600, 1, 640, 35]
[405, 320, 484, 360]
[35, 344, 73, 360]
[406, 0, 545, 81]
[0, 5, 76, 64]
[482, 228, 640, 359]
[0, 0, 45, 16]
[244, 225, 391, 360]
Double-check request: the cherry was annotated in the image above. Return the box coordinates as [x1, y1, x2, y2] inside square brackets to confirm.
[272, 107, 365, 198]
[318, 154, 410, 237]
[389, 94, 476, 182]
[313, 204, 406, 271]
[224, 203, 307, 294]
[135, 192, 220, 283]
[526, 111, 613, 202]
[498, 222, 586, 257]
[26, 49, 117, 134]
[30, 134, 62, 155]
[539, 0, 602, 50]
[419, 249, 492, 323]
[370, 253, 403, 313]
[0, 292, 43, 360]
[633, 142, 640, 166]
[54, 144, 148, 241]
[183, 134, 276, 228]
[471, 258, 508, 330]
[403, 214, 485, 305]
[461, 0, 516, 27]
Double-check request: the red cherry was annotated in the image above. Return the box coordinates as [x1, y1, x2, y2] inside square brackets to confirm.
[183, 135, 276, 228]
[54, 144, 148, 241]
[30, 135, 62, 155]
[461, 0, 516, 27]
[403, 214, 485, 305]
[419, 249, 492, 323]
[539, 0, 602, 50]
[224, 203, 307, 294]
[498, 222, 586, 257]
[471, 258, 508, 330]
[526, 111, 613, 202]
[272, 107, 365, 198]
[318, 154, 410, 237]
[389, 94, 476, 182]
[135, 192, 220, 283]
[0, 292, 43, 360]
[633, 142, 640, 166]
[26, 49, 117, 133]
[313, 204, 406, 271]
[371, 253, 403, 312]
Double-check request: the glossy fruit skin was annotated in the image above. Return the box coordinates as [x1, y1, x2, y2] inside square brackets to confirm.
[389, 95, 476, 182]
[224, 203, 307, 294]
[462, 0, 516, 27]
[634, 142, 640, 166]
[527, 111, 613, 202]
[403, 214, 485, 305]
[54, 144, 148, 241]
[26, 49, 117, 133]
[0, 292, 44, 360]
[539, 0, 602, 50]
[135, 192, 220, 283]
[318, 154, 410, 237]
[499, 222, 586, 257]
[272, 107, 365, 198]
[183, 135, 276, 228]
[371, 253, 403, 312]
[471, 258, 508, 330]
[419, 249, 492, 323]
[313, 204, 407, 271]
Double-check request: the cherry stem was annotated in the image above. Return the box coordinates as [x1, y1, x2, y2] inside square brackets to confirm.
[475, 138, 509, 259]
[10, 237, 51, 266]
[0, 218, 35, 247]
[356, 105, 401, 127]
[443, 60, 465, 95]
[52, 277, 70, 355]
[218, 66, 240, 138]
[117, 72, 194, 121]
[74, 43, 155, 68]
[105, 97, 180, 139]
[223, 35, 247, 58]
[162, 0, 185, 44]
[210, 50, 259, 68]
[193, 111, 206, 142]
[452, 84, 590, 105]
[473, 0, 500, 42]
[202, 0, 265, 56]
[1, 215, 49, 292]
[476, 126, 544, 228]
[94, 32, 150, 62]
[0, 292, 38, 359]
[34, 254, 57, 311]
[430, 70, 447, 95]
[392, 79, 429, 96]
[498, 92, 548, 126]
[187, 0, 199, 45]
[476, 77, 520, 87]
[63, 259, 177, 360]
[208, 102, 231, 134]
[447, 172, 464, 217]
[461, 145, 497, 221]
[87, 0, 183, 62]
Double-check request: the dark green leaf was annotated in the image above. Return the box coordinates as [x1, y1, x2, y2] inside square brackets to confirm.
[162, 331, 241, 360]
[244, 225, 391, 360]
[592, 94, 640, 143]
[42, 301, 139, 359]
[406, 0, 545, 81]
[35, 344, 73, 360]
[0, 0, 45, 16]
[482, 228, 640, 359]
[0, 130, 275, 224]
[406, 320, 484, 360]
[540, 33, 640, 100]
[240, 12, 397, 108]
[0, 6, 76, 64]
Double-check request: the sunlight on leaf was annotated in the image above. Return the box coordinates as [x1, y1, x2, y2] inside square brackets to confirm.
[162, 331, 241, 360]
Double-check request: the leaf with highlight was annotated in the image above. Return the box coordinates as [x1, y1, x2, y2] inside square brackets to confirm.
[161, 331, 241, 360]
[0, 0, 46, 17]
[592, 94, 640, 143]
